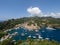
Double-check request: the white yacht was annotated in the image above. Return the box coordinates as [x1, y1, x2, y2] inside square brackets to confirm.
[38, 35, 42, 39]
[45, 38, 49, 40]
[28, 35, 31, 38]
[35, 30, 39, 32]
[21, 33, 25, 36]
[46, 27, 56, 30]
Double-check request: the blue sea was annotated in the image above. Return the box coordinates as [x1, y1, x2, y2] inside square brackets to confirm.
[8, 27, 60, 42]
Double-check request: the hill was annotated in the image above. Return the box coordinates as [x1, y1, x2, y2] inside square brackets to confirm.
[0, 16, 60, 31]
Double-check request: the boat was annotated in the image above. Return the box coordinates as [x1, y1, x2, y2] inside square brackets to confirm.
[25, 33, 27, 34]
[21, 33, 25, 36]
[45, 38, 49, 40]
[28, 35, 31, 38]
[12, 40, 16, 42]
[35, 30, 39, 32]
[46, 27, 56, 30]
[38, 35, 42, 39]
[33, 36, 36, 38]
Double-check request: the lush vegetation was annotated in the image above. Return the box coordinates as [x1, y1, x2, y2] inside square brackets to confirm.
[16, 39, 60, 45]
[0, 17, 60, 31]
[0, 31, 7, 38]
[0, 38, 60, 45]
[0, 17, 60, 45]
[0, 17, 60, 38]
[0, 38, 14, 45]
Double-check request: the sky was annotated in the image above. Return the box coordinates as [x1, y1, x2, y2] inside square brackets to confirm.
[0, 0, 60, 20]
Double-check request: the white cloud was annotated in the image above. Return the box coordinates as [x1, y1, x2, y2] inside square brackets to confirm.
[54, 13, 60, 18]
[27, 7, 60, 18]
[49, 12, 60, 18]
[42, 12, 60, 18]
[27, 7, 42, 16]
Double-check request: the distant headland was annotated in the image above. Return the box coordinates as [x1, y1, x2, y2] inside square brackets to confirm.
[0, 16, 60, 31]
